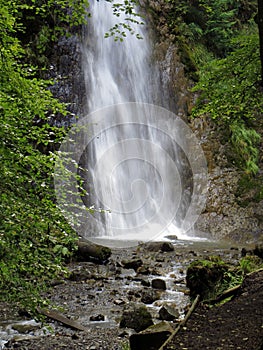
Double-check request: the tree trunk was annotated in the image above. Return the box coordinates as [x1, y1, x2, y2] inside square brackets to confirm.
[258, 0, 263, 83]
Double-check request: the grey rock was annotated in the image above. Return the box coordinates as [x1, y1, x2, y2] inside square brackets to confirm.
[120, 304, 153, 332]
[129, 321, 173, 350]
[159, 305, 179, 321]
[141, 289, 160, 304]
[152, 278, 166, 290]
[90, 314, 105, 322]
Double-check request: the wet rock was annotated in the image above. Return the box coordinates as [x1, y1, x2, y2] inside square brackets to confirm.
[137, 265, 151, 275]
[141, 279, 151, 287]
[159, 304, 179, 321]
[11, 320, 41, 334]
[129, 321, 173, 350]
[121, 258, 143, 271]
[90, 314, 105, 322]
[76, 239, 112, 263]
[119, 304, 153, 332]
[152, 278, 166, 290]
[141, 289, 160, 304]
[69, 263, 95, 281]
[141, 242, 174, 252]
[114, 299, 125, 306]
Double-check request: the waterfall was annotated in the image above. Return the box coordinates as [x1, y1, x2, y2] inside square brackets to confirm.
[69, 0, 208, 247]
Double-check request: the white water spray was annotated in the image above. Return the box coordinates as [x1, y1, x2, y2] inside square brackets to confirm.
[62, 0, 209, 246]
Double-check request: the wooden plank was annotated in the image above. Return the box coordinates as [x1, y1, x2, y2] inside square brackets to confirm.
[37, 308, 89, 332]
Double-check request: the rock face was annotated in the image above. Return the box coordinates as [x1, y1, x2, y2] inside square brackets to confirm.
[48, 0, 263, 244]
[119, 304, 153, 332]
[147, 0, 263, 244]
[45, 26, 86, 128]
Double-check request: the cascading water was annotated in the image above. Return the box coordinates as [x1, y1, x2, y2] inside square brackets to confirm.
[76, 0, 207, 246]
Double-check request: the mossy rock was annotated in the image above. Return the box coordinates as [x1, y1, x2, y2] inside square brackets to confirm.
[120, 304, 153, 332]
[186, 257, 228, 301]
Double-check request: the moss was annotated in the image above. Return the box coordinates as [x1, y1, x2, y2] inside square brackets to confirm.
[177, 40, 199, 81]
[235, 174, 263, 206]
[186, 257, 229, 301]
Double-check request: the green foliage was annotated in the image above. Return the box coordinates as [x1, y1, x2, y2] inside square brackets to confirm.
[105, 0, 145, 41]
[0, 0, 84, 311]
[121, 342, 130, 350]
[192, 30, 262, 174]
[239, 256, 263, 274]
[10, 0, 90, 67]
[165, 0, 257, 57]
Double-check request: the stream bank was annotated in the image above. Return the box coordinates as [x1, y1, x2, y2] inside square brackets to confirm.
[1, 239, 260, 350]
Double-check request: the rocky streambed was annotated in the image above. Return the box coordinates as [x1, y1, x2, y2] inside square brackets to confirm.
[0, 239, 260, 350]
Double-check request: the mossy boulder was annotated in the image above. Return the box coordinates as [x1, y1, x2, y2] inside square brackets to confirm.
[120, 304, 153, 332]
[186, 257, 228, 301]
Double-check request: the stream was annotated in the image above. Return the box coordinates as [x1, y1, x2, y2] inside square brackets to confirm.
[0, 239, 242, 349]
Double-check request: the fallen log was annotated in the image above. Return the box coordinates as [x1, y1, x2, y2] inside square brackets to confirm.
[210, 284, 241, 305]
[158, 294, 200, 350]
[37, 308, 89, 332]
[76, 238, 112, 263]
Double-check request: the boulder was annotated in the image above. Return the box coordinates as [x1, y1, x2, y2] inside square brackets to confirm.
[121, 258, 143, 271]
[159, 304, 180, 321]
[141, 289, 160, 304]
[120, 304, 153, 332]
[141, 242, 174, 252]
[129, 321, 173, 350]
[186, 259, 227, 300]
[152, 278, 166, 290]
[76, 239, 111, 263]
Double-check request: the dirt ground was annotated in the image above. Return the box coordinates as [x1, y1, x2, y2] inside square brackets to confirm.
[164, 269, 263, 350]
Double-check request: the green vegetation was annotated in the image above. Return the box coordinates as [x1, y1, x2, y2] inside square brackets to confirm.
[1, 0, 263, 313]
[0, 0, 89, 312]
[0, 0, 143, 313]
[187, 255, 263, 303]
[160, 0, 262, 174]
[192, 31, 262, 174]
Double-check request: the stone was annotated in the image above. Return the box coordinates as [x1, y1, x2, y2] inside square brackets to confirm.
[76, 239, 111, 263]
[141, 242, 174, 252]
[129, 321, 173, 350]
[121, 258, 143, 271]
[90, 314, 105, 322]
[137, 265, 151, 275]
[120, 304, 153, 332]
[152, 278, 166, 290]
[141, 289, 160, 304]
[186, 259, 227, 300]
[159, 305, 180, 321]
[141, 279, 150, 287]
